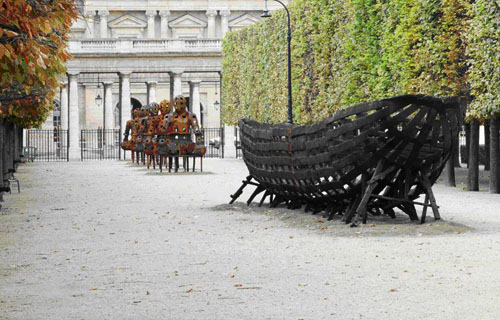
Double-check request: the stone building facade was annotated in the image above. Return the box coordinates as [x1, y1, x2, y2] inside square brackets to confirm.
[43, 0, 290, 160]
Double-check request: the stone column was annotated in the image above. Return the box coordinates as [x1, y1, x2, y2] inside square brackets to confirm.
[119, 72, 132, 135]
[159, 10, 170, 38]
[170, 70, 183, 99]
[169, 74, 174, 101]
[80, 83, 87, 129]
[60, 83, 68, 131]
[68, 72, 80, 160]
[104, 82, 114, 130]
[147, 81, 157, 105]
[84, 11, 95, 38]
[224, 125, 236, 159]
[206, 10, 217, 37]
[189, 80, 201, 118]
[220, 10, 231, 37]
[98, 10, 109, 38]
[146, 10, 156, 38]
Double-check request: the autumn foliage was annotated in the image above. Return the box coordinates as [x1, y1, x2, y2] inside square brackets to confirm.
[0, 0, 77, 128]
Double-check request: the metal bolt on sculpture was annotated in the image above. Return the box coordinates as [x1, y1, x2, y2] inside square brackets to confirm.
[121, 96, 206, 172]
[229, 95, 460, 226]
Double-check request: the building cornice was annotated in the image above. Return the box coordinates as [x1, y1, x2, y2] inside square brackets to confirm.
[82, 0, 290, 12]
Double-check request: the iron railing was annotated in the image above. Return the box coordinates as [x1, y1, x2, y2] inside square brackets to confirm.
[202, 127, 224, 158]
[25, 129, 68, 162]
[81, 129, 120, 161]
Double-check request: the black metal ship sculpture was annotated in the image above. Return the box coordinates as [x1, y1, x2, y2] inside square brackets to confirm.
[230, 95, 460, 226]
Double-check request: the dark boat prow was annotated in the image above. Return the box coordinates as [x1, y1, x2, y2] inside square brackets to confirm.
[230, 94, 461, 226]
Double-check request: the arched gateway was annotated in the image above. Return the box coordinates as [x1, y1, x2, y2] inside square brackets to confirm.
[114, 98, 143, 128]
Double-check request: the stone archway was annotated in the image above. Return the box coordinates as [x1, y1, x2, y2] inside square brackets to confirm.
[114, 97, 144, 128]
[131, 97, 142, 113]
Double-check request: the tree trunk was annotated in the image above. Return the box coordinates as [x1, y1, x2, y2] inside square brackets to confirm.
[0, 120, 4, 202]
[490, 117, 500, 194]
[9, 123, 15, 171]
[465, 123, 471, 168]
[4, 124, 11, 174]
[467, 119, 480, 191]
[484, 122, 490, 171]
[18, 127, 24, 157]
[445, 156, 456, 187]
[453, 133, 461, 167]
[13, 124, 20, 165]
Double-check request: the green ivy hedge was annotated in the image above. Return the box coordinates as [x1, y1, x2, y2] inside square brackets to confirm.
[222, 0, 472, 125]
[467, 0, 500, 120]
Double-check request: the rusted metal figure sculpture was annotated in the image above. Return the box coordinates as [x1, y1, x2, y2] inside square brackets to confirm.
[167, 95, 206, 171]
[129, 109, 142, 163]
[155, 99, 173, 172]
[134, 107, 148, 164]
[122, 108, 145, 163]
[121, 115, 134, 152]
[230, 95, 460, 226]
[144, 103, 162, 169]
[121, 96, 206, 172]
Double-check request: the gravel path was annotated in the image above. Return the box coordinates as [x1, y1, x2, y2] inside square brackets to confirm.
[0, 159, 499, 320]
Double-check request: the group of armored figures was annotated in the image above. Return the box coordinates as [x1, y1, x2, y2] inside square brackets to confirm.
[121, 95, 206, 172]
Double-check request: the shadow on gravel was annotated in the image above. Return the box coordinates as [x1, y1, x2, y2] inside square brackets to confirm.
[212, 202, 473, 238]
[144, 171, 214, 176]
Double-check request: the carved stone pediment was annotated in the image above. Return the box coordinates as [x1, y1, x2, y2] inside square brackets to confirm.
[108, 14, 147, 38]
[169, 14, 207, 38]
[229, 14, 259, 31]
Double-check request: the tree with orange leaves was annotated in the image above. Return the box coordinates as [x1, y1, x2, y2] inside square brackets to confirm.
[0, 0, 77, 128]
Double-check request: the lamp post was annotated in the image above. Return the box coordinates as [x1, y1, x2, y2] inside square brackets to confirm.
[95, 92, 103, 107]
[261, 0, 293, 124]
[95, 73, 103, 107]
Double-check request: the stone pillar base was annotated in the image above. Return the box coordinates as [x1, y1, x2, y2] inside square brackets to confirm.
[68, 147, 80, 161]
[224, 125, 236, 159]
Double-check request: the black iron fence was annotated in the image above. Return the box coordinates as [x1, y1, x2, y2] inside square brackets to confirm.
[81, 129, 120, 161]
[202, 127, 224, 158]
[25, 129, 68, 162]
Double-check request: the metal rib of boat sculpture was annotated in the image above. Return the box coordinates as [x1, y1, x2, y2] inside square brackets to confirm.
[230, 95, 460, 226]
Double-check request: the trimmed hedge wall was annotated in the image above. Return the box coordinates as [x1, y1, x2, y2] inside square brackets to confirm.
[467, 0, 500, 120]
[222, 0, 473, 125]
